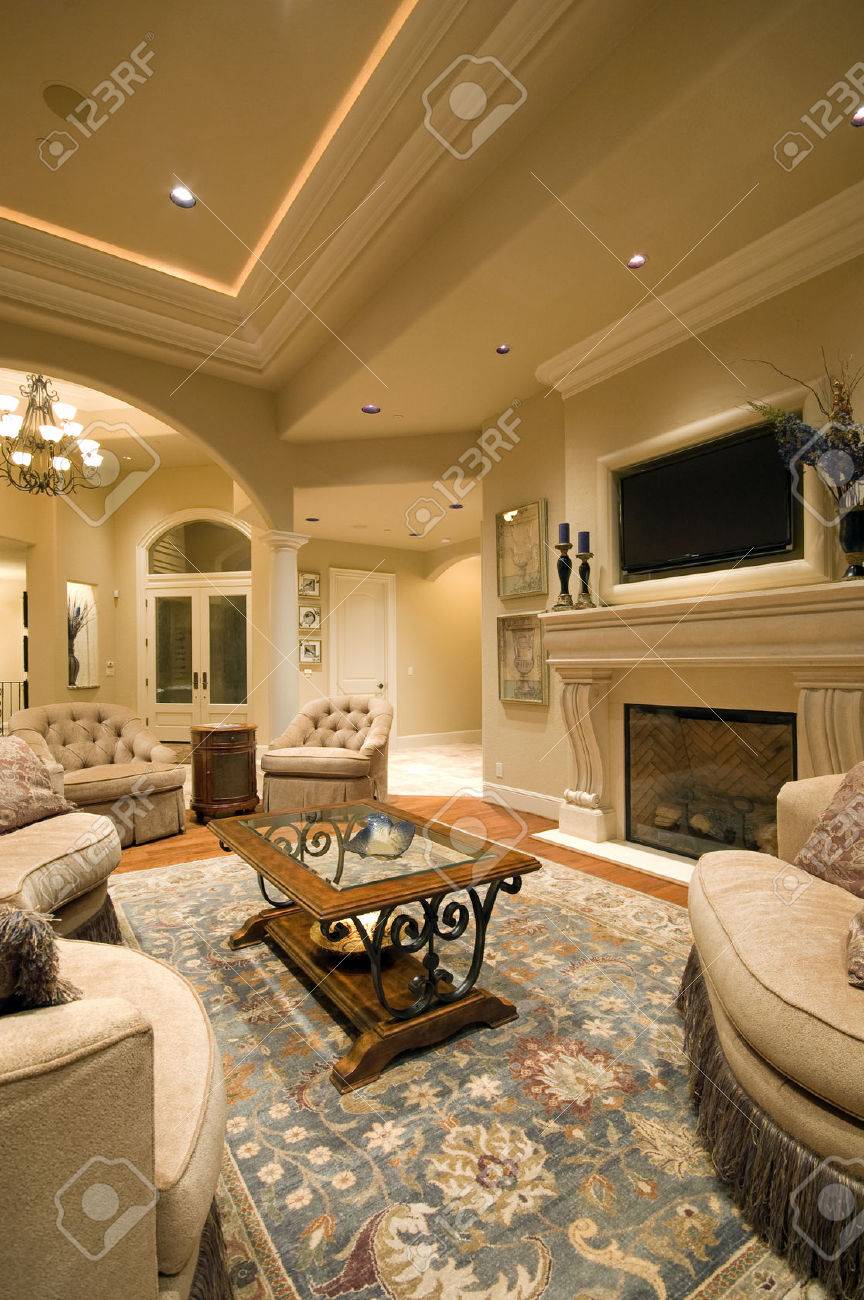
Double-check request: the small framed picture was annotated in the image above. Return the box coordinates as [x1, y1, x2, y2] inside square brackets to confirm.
[497, 613, 548, 705]
[299, 637, 322, 665]
[496, 499, 548, 598]
[299, 604, 321, 630]
[299, 572, 320, 598]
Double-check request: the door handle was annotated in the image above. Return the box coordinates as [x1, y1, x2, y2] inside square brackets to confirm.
[193, 671, 199, 690]
[203, 670, 208, 691]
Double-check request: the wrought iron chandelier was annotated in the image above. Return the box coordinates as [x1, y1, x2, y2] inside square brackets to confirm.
[0, 373, 103, 496]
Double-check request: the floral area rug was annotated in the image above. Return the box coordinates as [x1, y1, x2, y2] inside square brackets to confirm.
[110, 854, 824, 1300]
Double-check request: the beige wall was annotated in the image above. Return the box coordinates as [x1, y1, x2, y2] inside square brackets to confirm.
[479, 254, 864, 810]
[481, 392, 565, 800]
[0, 576, 25, 682]
[295, 538, 481, 739]
[0, 466, 482, 742]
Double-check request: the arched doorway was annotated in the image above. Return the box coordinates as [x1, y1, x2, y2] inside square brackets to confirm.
[138, 510, 252, 741]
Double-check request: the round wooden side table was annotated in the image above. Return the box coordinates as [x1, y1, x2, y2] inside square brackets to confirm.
[190, 723, 258, 822]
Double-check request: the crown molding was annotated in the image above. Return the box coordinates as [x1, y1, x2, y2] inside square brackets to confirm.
[255, 0, 582, 367]
[536, 178, 864, 399]
[0, 0, 581, 382]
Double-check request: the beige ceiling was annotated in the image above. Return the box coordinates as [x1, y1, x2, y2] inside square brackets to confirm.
[3, 0, 415, 288]
[0, 0, 862, 466]
[295, 479, 481, 550]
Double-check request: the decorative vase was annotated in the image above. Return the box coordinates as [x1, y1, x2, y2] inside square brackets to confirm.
[68, 645, 80, 686]
[839, 506, 864, 580]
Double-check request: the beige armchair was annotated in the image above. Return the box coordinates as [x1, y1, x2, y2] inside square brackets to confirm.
[0, 937, 230, 1299]
[10, 704, 186, 847]
[262, 694, 394, 811]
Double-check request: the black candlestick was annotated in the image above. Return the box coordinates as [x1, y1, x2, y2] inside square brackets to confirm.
[575, 551, 596, 608]
[552, 542, 574, 610]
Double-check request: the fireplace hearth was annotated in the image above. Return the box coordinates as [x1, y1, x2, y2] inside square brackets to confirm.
[625, 704, 797, 860]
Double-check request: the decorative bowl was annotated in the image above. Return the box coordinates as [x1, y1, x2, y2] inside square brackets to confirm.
[345, 812, 415, 859]
[309, 912, 394, 960]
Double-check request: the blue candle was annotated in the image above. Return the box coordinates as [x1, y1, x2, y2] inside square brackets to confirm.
[577, 530, 590, 553]
[558, 522, 570, 544]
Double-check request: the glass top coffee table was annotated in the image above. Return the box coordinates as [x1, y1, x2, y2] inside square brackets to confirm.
[212, 800, 540, 1092]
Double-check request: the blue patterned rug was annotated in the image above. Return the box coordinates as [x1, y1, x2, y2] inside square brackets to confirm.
[110, 854, 818, 1300]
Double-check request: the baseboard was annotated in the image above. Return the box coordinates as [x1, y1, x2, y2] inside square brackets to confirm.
[392, 729, 481, 750]
[481, 780, 561, 820]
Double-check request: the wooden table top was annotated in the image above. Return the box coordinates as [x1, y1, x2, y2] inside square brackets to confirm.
[210, 799, 540, 922]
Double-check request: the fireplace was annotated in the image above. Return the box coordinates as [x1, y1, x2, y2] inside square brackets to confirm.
[625, 704, 797, 860]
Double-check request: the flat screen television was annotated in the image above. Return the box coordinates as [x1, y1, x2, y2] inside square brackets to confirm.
[617, 424, 799, 577]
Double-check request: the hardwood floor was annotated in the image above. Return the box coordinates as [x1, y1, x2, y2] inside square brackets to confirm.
[116, 795, 688, 907]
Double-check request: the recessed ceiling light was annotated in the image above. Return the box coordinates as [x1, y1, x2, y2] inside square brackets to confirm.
[496, 344, 511, 355]
[449, 503, 463, 510]
[853, 105, 864, 127]
[361, 403, 381, 414]
[305, 516, 319, 522]
[170, 184, 196, 208]
[440, 537, 451, 543]
[627, 252, 648, 269]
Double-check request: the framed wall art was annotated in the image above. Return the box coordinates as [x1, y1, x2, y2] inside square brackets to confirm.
[299, 604, 321, 631]
[67, 581, 99, 688]
[299, 637, 322, 666]
[299, 572, 320, 598]
[497, 612, 547, 705]
[496, 499, 548, 598]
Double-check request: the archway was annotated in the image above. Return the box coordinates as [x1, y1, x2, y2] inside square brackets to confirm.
[0, 318, 295, 529]
[137, 509, 253, 740]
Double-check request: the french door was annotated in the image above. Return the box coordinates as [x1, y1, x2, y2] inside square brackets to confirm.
[145, 580, 251, 741]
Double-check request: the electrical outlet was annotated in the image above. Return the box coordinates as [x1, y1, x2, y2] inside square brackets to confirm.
[407, 665, 414, 676]
[495, 761, 503, 779]
[104, 660, 115, 678]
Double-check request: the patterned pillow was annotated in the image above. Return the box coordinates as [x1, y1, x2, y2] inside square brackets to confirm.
[795, 761, 864, 896]
[848, 909, 864, 989]
[0, 735, 71, 834]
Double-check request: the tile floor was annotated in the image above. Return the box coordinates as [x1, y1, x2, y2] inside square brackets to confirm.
[181, 742, 483, 806]
[389, 742, 482, 796]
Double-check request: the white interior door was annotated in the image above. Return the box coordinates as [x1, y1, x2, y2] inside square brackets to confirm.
[146, 582, 251, 740]
[329, 569, 394, 708]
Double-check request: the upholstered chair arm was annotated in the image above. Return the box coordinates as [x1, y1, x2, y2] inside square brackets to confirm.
[267, 717, 309, 751]
[121, 719, 178, 766]
[776, 773, 846, 865]
[8, 724, 65, 793]
[360, 711, 392, 758]
[0, 996, 159, 1299]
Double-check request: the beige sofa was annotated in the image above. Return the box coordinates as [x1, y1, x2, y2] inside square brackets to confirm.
[0, 804, 122, 942]
[262, 695, 394, 811]
[0, 937, 231, 1298]
[10, 703, 186, 847]
[680, 773, 864, 1298]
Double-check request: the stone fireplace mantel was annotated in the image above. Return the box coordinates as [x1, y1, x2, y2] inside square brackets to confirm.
[538, 582, 864, 847]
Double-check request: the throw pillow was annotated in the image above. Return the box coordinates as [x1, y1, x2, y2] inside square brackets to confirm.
[794, 761, 864, 896]
[0, 735, 71, 834]
[0, 905, 81, 1012]
[848, 909, 864, 989]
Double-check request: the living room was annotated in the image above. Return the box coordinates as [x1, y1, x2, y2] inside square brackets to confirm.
[2, 1, 864, 1297]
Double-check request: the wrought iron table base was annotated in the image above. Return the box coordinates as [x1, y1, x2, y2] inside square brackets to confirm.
[228, 876, 522, 1091]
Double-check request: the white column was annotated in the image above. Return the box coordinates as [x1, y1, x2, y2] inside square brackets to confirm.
[262, 530, 308, 740]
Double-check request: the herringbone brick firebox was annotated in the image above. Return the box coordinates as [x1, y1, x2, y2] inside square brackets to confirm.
[625, 703, 797, 860]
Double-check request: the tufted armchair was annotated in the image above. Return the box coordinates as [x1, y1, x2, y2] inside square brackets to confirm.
[9, 703, 186, 847]
[262, 694, 394, 812]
